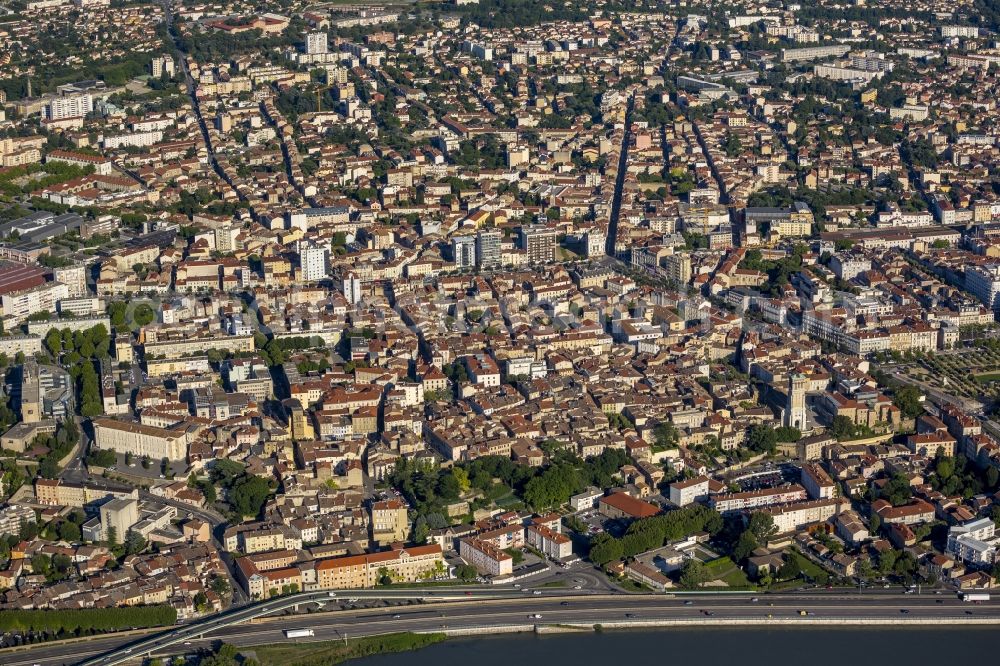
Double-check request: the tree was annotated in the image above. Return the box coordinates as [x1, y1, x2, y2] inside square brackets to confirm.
[679, 559, 709, 589]
[893, 386, 924, 419]
[454, 564, 478, 581]
[451, 467, 471, 494]
[210, 575, 231, 597]
[831, 415, 857, 440]
[733, 529, 759, 563]
[588, 534, 624, 566]
[653, 422, 678, 449]
[106, 526, 118, 547]
[109, 301, 128, 328]
[747, 512, 777, 541]
[746, 425, 778, 454]
[935, 456, 955, 481]
[778, 555, 802, 581]
[124, 529, 147, 556]
[230, 475, 271, 518]
[58, 520, 81, 542]
[45, 329, 62, 356]
[30, 553, 51, 576]
[133, 304, 155, 327]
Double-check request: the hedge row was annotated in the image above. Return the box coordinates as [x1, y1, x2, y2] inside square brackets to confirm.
[0, 605, 177, 633]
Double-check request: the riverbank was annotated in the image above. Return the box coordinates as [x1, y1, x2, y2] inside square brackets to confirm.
[430, 614, 1000, 638]
[243, 632, 447, 666]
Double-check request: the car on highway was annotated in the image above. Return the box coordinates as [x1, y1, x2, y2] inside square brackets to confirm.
[533, 590, 542, 595]
[625, 613, 637, 618]
[750, 597, 759, 603]
[683, 600, 693, 605]
[560, 601, 570, 606]
[573, 585, 582, 590]
[528, 614, 542, 619]
[392, 614, 401, 619]
[900, 609, 910, 614]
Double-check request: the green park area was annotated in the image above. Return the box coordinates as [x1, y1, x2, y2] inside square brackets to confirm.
[230, 633, 447, 666]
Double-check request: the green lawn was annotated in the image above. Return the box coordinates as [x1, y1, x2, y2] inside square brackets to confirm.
[974, 372, 1000, 384]
[719, 568, 752, 587]
[704, 557, 754, 588]
[788, 549, 829, 583]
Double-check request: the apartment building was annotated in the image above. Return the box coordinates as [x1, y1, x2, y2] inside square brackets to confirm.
[459, 537, 513, 576]
[946, 518, 999, 565]
[872, 498, 935, 525]
[708, 484, 808, 513]
[526, 524, 572, 560]
[34, 478, 138, 507]
[521, 225, 558, 263]
[369, 499, 409, 545]
[92, 418, 188, 461]
[668, 475, 711, 507]
[1, 281, 69, 327]
[965, 263, 1000, 313]
[763, 498, 846, 534]
[143, 334, 255, 359]
[315, 544, 444, 588]
[800, 463, 836, 499]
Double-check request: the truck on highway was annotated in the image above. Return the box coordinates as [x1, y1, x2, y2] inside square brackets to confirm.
[284, 629, 315, 639]
[962, 593, 990, 602]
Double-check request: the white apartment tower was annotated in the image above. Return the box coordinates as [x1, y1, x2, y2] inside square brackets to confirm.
[306, 31, 329, 55]
[151, 56, 176, 78]
[476, 229, 502, 268]
[299, 244, 329, 282]
[47, 93, 92, 121]
[53, 264, 88, 298]
[452, 235, 476, 270]
[342, 271, 362, 305]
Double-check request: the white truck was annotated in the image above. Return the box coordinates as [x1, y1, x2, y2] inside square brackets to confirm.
[962, 593, 990, 602]
[284, 628, 315, 638]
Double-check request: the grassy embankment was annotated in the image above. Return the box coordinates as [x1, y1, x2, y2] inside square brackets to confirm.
[250, 632, 447, 666]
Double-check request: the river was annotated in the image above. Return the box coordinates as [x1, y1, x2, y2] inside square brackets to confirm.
[346, 627, 998, 665]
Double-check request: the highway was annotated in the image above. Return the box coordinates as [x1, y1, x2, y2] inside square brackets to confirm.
[4, 590, 998, 666]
